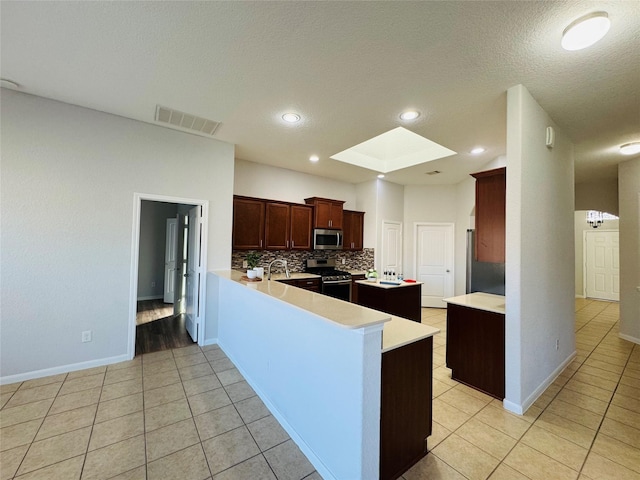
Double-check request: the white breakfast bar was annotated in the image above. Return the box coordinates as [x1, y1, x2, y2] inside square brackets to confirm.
[207, 270, 438, 480]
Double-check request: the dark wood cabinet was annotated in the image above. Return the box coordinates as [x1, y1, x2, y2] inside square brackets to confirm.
[289, 204, 313, 250]
[305, 197, 345, 229]
[277, 277, 320, 292]
[265, 202, 290, 250]
[343, 210, 365, 250]
[234, 196, 312, 251]
[471, 167, 506, 263]
[445, 303, 505, 399]
[380, 337, 433, 480]
[350, 273, 366, 303]
[232, 197, 265, 250]
[356, 283, 422, 323]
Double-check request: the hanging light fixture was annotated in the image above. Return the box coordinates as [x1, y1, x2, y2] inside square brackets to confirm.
[586, 211, 605, 228]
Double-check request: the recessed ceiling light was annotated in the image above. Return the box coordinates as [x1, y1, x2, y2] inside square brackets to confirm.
[470, 147, 485, 155]
[309, 155, 319, 162]
[562, 12, 610, 51]
[282, 113, 301, 123]
[620, 142, 640, 155]
[399, 110, 420, 121]
[377, 174, 385, 179]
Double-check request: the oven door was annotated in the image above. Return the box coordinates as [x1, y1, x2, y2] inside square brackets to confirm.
[322, 279, 352, 302]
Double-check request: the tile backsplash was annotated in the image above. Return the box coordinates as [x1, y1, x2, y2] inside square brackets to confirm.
[231, 248, 374, 274]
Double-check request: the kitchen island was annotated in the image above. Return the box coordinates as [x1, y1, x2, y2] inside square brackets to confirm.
[444, 292, 506, 399]
[208, 270, 438, 480]
[355, 279, 423, 322]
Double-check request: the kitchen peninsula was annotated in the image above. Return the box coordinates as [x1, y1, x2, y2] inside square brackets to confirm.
[444, 292, 506, 399]
[355, 279, 423, 323]
[208, 270, 438, 480]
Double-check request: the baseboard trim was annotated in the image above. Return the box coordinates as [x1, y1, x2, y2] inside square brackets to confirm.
[619, 333, 640, 345]
[137, 295, 164, 301]
[503, 351, 577, 415]
[202, 338, 219, 346]
[219, 341, 336, 480]
[575, 294, 585, 299]
[0, 354, 131, 385]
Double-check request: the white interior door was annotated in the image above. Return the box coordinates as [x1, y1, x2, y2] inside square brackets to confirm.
[163, 218, 178, 303]
[415, 223, 454, 308]
[381, 221, 402, 276]
[585, 230, 619, 301]
[185, 206, 201, 342]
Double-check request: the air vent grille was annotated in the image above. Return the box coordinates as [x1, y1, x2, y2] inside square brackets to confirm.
[155, 105, 221, 137]
[425, 170, 441, 175]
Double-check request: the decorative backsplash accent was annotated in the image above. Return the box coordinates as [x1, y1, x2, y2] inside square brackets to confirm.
[231, 248, 375, 274]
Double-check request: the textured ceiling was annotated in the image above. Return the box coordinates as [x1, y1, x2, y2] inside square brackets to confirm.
[1, 1, 638, 186]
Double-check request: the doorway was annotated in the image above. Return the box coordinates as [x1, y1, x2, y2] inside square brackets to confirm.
[584, 230, 620, 301]
[128, 193, 209, 359]
[414, 223, 455, 308]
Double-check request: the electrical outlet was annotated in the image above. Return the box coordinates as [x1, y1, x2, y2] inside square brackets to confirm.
[82, 330, 92, 343]
[242, 260, 248, 268]
[151, 281, 156, 288]
[555, 339, 559, 350]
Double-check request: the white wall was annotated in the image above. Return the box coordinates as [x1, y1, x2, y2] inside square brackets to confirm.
[376, 180, 405, 270]
[618, 158, 640, 343]
[455, 177, 477, 295]
[505, 85, 576, 413]
[576, 178, 619, 216]
[234, 159, 357, 209]
[574, 211, 619, 298]
[0, 90, 235, 380]
[138, 201, 179, 299]
[356, 180, 378, 249]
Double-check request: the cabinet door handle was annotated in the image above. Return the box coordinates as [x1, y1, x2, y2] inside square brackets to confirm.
[260, 240, 262, 248]
[292, 240, 294, 248]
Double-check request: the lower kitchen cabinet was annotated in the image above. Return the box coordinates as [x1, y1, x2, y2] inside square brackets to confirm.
[276, 277, 320, 292]
[350, 274, 366, 303]
[380, 337, 433, 480]
[445, 303, 505, 399]
[356, 283, 422, 323]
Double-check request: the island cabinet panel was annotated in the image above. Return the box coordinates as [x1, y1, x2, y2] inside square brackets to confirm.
[343, 210, 365, 251]
[380, 337, 433, 480]
[350, 274, 366, 303]
[471, 167, 506, 263]
[357, 283, 422, 323]
[277, 277, 320, 292]
[305, 197, 345, 229]
[446, 303, 505, 399]
[289, 204, 313, 250]
[264, 202, 290, 250]
[232, 197, 265, 250]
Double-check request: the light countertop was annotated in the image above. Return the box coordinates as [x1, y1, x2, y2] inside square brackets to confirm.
[213, 270, 390, 329]
[269, 272, 320, 281]
[443, 292, 505, 315]
[382, 317, 440, 353]
[355, 279, 423, 289]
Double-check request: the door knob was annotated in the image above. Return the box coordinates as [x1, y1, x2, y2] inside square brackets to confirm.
[446, 270, 450, 273]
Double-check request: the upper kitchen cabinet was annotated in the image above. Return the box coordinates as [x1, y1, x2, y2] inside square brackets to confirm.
[233, 196, 265, 250]
[305, 197, 345, 229]
[471, 167, 506, 263]
[265, 202, 313, 250]
[343, 210, 365, 251]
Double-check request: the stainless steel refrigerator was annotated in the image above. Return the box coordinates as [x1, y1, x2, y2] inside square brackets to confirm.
[466, 229, 505, 295]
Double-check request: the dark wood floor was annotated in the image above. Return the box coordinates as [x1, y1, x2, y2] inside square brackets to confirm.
[135, 300, 194, 356]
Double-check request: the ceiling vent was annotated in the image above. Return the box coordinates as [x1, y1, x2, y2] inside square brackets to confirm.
[155, 105, 221, 137]
[425, 170, 441, 175]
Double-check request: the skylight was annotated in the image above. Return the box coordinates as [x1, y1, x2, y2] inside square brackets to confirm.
[330, 127, 456, 173]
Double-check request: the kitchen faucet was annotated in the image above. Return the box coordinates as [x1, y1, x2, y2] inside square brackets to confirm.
[267, 259, 290, 280]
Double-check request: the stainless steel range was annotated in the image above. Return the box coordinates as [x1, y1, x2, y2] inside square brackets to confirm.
[306, 258, 352, 302]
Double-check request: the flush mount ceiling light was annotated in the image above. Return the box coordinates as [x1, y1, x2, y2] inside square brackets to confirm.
[399, 110, 420, 121]
[309, 155, 319, 162]
[561, 12, 610, 51]
[470, 147, 485, 155]
[282, 113, 301, 123]
[620, 142, 640, 155]
[377, 174, 385, 179]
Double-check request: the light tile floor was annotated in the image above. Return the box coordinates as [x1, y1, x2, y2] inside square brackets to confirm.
[403, 298, 640, 480]
[1, 299, 638, 480]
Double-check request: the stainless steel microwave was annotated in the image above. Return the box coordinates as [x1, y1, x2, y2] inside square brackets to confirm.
[313, 229, 343, 250]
